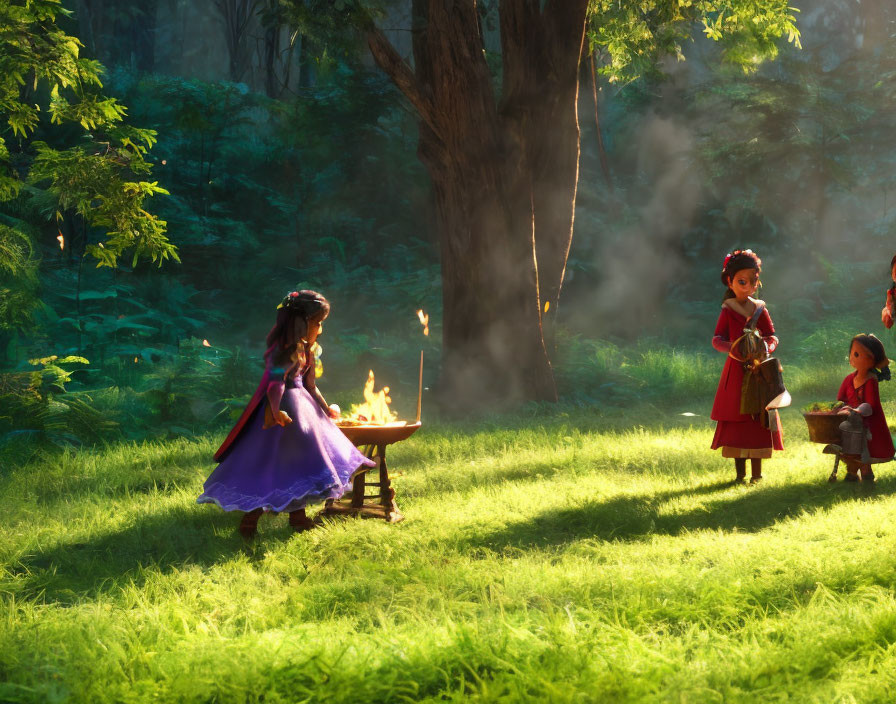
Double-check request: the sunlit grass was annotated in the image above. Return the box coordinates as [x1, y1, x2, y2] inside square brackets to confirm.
[3, 362, 896, 701]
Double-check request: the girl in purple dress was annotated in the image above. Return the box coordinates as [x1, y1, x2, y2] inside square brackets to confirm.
[198, 290, 374, 537]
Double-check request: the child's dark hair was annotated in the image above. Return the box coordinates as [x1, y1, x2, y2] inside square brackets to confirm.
[851, 333, 891, 382]
[720, 249, 762, 301]
[266, 290, 330, 367]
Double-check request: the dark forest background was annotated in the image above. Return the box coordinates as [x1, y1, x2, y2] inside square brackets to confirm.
[2, 0, 895, 454]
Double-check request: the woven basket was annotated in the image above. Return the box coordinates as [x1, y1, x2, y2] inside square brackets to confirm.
[803, 412, 842, 444]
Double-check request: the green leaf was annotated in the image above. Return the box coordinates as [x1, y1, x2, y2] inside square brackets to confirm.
[58, 290, 118, 301]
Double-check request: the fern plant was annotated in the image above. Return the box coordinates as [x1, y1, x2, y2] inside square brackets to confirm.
[0, 355, 117, 449]
[0, 222, 40, 331]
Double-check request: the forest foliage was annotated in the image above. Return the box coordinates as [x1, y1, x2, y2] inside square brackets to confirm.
[0, 0, 174, 276]
[1, 0, 895, 456]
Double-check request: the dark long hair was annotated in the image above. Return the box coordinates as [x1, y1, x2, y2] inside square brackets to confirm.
[851, 333, 891, 382]
[721, 249, 762, 301]
[266, 290, 330, 368]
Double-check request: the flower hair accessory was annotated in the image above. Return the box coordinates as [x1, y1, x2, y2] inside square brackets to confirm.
[722, 248, 755, 272]
[276, 291, 302, 310]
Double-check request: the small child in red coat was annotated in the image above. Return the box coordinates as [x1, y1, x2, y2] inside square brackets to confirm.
[836, 334, 895, 482]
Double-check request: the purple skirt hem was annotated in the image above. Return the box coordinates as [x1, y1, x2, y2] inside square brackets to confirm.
[196, 480, 346, 513]
[197, 381, 375, 514]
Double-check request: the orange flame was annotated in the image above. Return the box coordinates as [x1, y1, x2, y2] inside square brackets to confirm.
[416, 309, 430, 336]
[345, 370, 397, 424]
[57, 232, 65, 250]
[202, 339, 211, 347]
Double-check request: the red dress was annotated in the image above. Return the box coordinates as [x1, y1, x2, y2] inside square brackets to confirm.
[710, 304, 784, 458]
[837, 373, 895, 462]
[885, 289, 894, 329]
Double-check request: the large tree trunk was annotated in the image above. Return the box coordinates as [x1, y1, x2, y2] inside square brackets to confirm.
[500, 0, 586, 316]
[368, 0, 587, 405]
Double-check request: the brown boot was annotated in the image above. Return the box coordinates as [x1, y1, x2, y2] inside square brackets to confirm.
[860, 465, 876, 483]
[239, 508, 263, 538]
[289, 509, 316, 532]
[749, 458, 763, 484]
[734, 458, 746, 484]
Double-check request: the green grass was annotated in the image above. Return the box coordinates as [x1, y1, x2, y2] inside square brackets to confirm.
[3, 363, 896, 702]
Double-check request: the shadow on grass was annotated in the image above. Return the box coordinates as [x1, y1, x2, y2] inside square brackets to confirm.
[404, 449, 723, 501]
[34, 473, 207, 508]
[7, 503, 274, 605]
[31, 448, 216, 507]
[462, 475, 896, 552]
[406, 461, 582, 500]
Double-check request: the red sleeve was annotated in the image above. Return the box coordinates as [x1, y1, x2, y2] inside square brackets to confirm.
[712, 309, 731, 353]
[757, 309, 775, 336]
[863, 377, 881, 410]
[713, 309, 728, 338]
[837, 376, 851, 404]
[757, 308, 778, 353]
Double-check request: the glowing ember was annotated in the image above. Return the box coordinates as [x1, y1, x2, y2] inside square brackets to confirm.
[342, 370, 398, 425]
[416, 309, 429, 336]
[202, 339, 211, 347]
[57, 232, 65, 250]
[544, 300, 550, 313]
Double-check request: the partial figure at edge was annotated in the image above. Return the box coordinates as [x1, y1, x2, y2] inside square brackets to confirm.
[881, 253, 896, 331]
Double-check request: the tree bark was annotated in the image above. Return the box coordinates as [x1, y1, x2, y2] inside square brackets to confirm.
[499, 0, 587, 352]
[262, 12, 281, 97]
[588, 52, 614, 193]
[260, 0, 289, 98]
[76, 0, 111, 62]
[297, 34, 315, 88]
[367, 0, 588, 405]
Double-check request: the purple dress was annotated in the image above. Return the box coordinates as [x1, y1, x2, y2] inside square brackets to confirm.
[197, 352, 374, 513]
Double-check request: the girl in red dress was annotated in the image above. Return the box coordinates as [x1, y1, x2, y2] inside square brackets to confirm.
[836, 334, 894, 482]
[710, 249, 784, 483]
